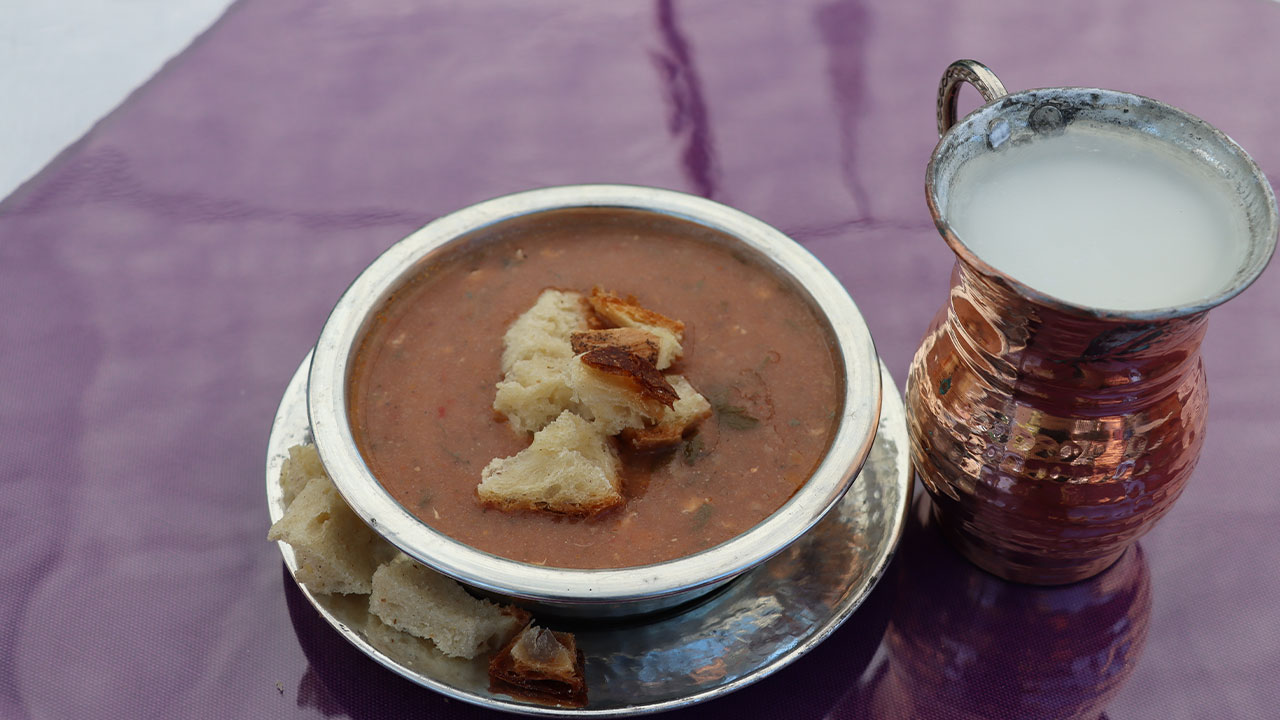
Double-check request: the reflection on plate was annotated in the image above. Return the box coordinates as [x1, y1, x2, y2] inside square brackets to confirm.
[266, 353, 910, 716]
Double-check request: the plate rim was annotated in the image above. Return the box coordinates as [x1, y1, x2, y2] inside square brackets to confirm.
[266, 351, 912, 717]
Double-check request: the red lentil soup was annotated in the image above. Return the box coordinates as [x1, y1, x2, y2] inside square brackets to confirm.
[348, 208, 842, 569]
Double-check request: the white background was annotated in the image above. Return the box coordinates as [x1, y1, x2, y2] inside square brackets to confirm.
[0, 0, 235, 201]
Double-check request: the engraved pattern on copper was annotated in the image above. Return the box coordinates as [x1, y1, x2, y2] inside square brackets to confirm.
[906, 262, 1208, 584]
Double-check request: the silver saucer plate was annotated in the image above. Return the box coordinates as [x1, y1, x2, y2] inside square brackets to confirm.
[267, 353, 911, 717]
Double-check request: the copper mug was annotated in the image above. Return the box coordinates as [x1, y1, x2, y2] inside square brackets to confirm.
[907, 60, 1278, 584]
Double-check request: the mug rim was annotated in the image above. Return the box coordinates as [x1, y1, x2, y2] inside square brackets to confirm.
[926, 85, 1279, 322]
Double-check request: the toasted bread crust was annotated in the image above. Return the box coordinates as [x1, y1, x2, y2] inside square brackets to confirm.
[579, 347, 678, 407]
[570, 328, 661, 365]
[622, 423, 685, 451]
[488, 624, 587, 708]
[267, 472, 395, 595]
[588, 287, 685, 338]
[620, 374, 713, 450]
[477, 411, 623, 517]
[478, 493, 623, 517]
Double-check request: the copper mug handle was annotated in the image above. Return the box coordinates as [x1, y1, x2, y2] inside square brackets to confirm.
[937, 60, 1009, 137]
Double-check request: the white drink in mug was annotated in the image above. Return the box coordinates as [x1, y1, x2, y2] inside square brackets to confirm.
[910, 60, 1277, 584]
[946, 127, 1252, 312]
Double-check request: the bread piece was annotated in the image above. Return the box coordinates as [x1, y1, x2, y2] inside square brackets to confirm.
[588, 288, 684, 369]
[622, 374, 713, 450]
[267, 475, 395, 595]
[477, 410, 622, 516]
[494, 289, 593, 434]
[369, 554, 530, 659]
[570, 328, 661, 366]
[565, 349, 675, 436]
[493, 357, 576, 434]
[279, 443, 326, 508]
[364, 614, 453, 672]
[501, 289, 589, 373]
[488, 624, 587, 708]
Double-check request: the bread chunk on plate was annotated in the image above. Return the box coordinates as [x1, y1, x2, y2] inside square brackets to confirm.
[363, 614, 453, 672]
[477, 410, 622, 516]
[278, 443, 326, 508]
[489, 624, 587, 707]
[267, 475, 395, 595]
[370, 554, 530, 659]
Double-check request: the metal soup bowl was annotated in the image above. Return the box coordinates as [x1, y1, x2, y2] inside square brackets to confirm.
[307, 184, 882, 617]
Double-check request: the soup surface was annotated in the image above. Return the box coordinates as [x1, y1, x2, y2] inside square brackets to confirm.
[349, 208, 842, 568]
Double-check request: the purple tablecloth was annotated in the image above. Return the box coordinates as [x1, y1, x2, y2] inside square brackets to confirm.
[3, 1, 1278, 718]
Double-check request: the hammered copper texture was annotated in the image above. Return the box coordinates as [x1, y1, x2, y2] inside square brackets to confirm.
[908, 261, 1208, 583]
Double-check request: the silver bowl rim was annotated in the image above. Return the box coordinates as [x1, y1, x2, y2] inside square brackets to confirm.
[307, 184, 883, 606]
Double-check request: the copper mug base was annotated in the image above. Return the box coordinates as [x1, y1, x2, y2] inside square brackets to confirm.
[908, 60, 1277, 585]
[929, 494, 1126, 586]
